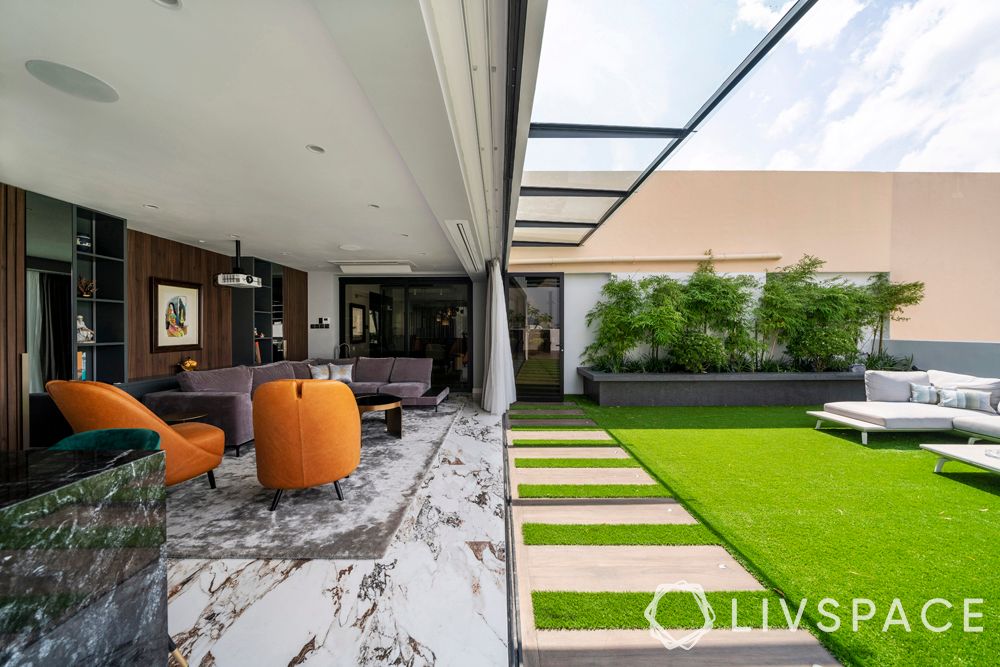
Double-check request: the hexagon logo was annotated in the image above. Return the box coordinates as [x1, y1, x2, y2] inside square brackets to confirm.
[644, 581, 716, 650]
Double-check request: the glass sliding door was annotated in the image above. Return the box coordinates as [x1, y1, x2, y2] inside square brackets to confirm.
[340, 278, 472, 391]
[508, 274, 563, 401]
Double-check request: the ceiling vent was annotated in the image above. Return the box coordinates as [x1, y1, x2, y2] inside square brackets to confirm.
[333, 260, 414, 275]
[442, 219, 484, 276]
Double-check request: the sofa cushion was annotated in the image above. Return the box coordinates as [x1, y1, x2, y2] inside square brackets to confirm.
[177, 366, 252, 394]
[823, 401, 968, 429]
[953, 413, 1000, 439]
[328, 363, 353, 383]
[909, 383, 939, 405]
[289, 361, 312, 380]
[250, 362, 295, 395]
[865, 370, 929, 402]
[309, 363, 331, 380]
[379, 382, 430, 399]
[354, 357, 394, 383]
[938, 388, 996, 414]
[389, 357, 433, 384]
[349, 382, 382, 396]
[928, 370, 1000, 409]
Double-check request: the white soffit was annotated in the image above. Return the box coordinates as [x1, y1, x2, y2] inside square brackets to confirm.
[0, 0, 479, 274]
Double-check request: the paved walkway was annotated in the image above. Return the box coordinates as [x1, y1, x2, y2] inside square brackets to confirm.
[506, 404, 837, 666]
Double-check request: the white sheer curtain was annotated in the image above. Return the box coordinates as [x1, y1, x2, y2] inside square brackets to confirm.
[481, 259, 516, 414]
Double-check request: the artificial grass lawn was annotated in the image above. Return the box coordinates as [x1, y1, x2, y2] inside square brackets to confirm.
[523, 523, 718, 546]
[514, 457, 639, 468]
[578, 404, 1000, 666]
[518, 484, 671, 499]
[511, 439, 615, 447]
[532, 590, 787, 630]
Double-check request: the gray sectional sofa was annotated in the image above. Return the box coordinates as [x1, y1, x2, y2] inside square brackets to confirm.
[143, 357, 448, 453]
[809, 369, 1000, 445]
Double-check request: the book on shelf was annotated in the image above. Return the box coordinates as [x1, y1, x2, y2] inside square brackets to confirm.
[76, 351, 88, 380]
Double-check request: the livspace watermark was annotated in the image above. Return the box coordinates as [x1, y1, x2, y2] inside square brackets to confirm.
[646, 581, 986, 651]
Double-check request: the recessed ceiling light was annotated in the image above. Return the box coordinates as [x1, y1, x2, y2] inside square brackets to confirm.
[197, 240, 206, 244]
[152, 0, 182, 8]
[305, 144, 326, 154]
[418, 252, 428, 256]
[339, 244, 363, 251]
[25, 60, 119, 103]
[142, 203, 159, 210]
[400, 233, 409, 238]
[368, 203, 380, 209]
[280, 252, 289, 256]
[229, 234, 240, 239]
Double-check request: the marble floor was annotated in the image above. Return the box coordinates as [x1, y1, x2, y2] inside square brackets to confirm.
[166, 398, 509, 666]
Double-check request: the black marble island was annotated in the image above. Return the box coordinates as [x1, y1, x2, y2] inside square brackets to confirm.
[0, 449, 167, 665]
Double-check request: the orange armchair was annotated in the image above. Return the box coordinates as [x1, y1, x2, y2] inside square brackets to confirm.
[252, 379, 361, 511]
[46, 380, 224, 487]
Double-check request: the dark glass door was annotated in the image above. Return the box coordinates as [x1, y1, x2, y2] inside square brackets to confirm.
[508, 274, 563, 401]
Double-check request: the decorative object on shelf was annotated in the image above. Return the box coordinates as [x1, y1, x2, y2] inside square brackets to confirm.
[75, 232, 92, 250]
[76, 315, 95, 343]
[178, 356, 199, 372]
[349, 303, 366, 343]
[77, 276, 98, 298]
[254, 327, 262, 339]
[151, 278, 202, 352]
[76, 350, 87, 380]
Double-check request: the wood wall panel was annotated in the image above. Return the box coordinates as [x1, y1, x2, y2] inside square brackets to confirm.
[128, 230, 232, 379]
[1, 184, 26, 452]
[283, 266, 308, 360]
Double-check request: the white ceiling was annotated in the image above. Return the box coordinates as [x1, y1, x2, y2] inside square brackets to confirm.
[0, 0, 495, 274]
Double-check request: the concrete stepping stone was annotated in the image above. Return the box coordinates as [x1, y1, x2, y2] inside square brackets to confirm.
[511, 430, 613, 442]
[509, 408, 585, 417]
[513, 402, 576, 408]
[510, 447, 629, 459]
[529, 629, 837, 666]
[513, 468, 657, 487]
[516, 502, 696, 525]
[522, 545, 762, 592]
[510, 418, 598, 427]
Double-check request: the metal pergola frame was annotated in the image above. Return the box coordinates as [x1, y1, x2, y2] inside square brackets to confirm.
[512, 0, 820, 249]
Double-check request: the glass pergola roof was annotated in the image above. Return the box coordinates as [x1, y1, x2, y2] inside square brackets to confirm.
[515, 0, 1000, 246]
[514, 0, 818, 247]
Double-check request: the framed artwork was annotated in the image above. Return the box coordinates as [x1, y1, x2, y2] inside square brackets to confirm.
[349, 303, 366, 343]
[151, 278, 202, 352]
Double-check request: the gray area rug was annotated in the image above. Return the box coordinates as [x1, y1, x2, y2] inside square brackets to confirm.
[165, 400, 462, 559]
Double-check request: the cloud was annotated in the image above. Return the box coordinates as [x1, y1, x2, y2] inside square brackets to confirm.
[734, 0, 794, 31]
[817, 0, 1000, 170]
[735, 0, 864, 51]
[767, 100, 813, 138]
[790, 0, 866, 51]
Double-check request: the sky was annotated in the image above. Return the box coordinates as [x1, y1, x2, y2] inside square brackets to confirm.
[525, 0, 1000, 173]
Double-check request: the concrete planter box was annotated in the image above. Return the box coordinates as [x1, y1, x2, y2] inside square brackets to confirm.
[578, 367, 865, 407]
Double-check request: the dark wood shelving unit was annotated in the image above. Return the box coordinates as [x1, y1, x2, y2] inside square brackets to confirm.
[73, 207, 127, 383]
[232, 257, 273, 366]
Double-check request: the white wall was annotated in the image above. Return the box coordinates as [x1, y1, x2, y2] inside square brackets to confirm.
[562, 273, 609, 394]
[307, 271, 338, 359]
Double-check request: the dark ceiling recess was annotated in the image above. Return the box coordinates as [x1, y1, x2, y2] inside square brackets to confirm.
[512, 0, 820, 248]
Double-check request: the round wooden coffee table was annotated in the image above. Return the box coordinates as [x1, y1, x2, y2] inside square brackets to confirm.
[356, 394, 403, 438]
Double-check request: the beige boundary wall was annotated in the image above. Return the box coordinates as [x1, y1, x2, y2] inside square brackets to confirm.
[510, 171, 1000, 343]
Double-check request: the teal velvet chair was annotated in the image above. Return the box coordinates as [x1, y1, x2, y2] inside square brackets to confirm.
[51, 428, 161, 452]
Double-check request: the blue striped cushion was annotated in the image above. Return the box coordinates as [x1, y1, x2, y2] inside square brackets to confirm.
[938, 388, 996, 414]
[909, 383, 939, 405]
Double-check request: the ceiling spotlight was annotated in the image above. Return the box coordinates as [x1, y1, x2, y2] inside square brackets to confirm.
[368, 203, 380, 209]
[197, 240, 206, 244]
[142, 203, 159, 210]
[305, 144, 326, 154]
[229, 234, 240, 239]
[152, 0, 182, 7]
[25, 60, 119, 103]
[400, 233, 409, 238]
[339, 244, 363, 251]
[280, 252, 289, 256]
